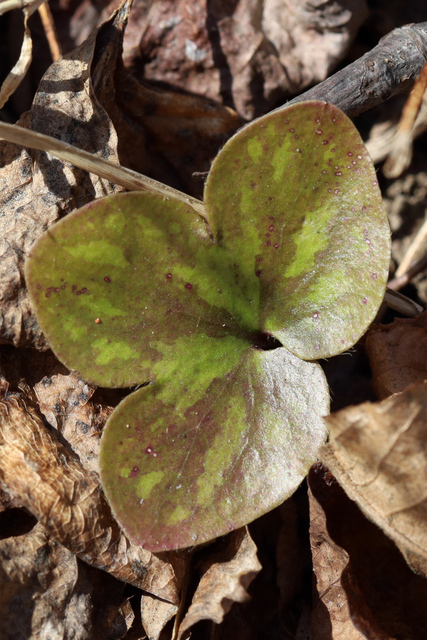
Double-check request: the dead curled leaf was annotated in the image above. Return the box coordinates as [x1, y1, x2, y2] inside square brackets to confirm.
[0, 391, 184, 602]
[365, 311, 427, 399]
[0, 9, 125, 350]
[321, 381, 427, 577]
[177, 527, 261, 639]
[0, 520, 134, 640]
[137, 527, 261, 640]
[0, 6, 32, 111]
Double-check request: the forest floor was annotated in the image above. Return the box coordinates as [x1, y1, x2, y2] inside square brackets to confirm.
[1, 1, 427, 639]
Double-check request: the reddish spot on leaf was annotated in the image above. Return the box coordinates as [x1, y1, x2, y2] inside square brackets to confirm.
[185, 283, 193, 290]
[166, 273, 172, 280]
[104, 276, 111, 283]
[95, 318, 102, 324]
[130, 466, 139, 478]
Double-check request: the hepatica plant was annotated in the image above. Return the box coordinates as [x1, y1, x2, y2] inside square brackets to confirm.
[25, 101, 390, 551]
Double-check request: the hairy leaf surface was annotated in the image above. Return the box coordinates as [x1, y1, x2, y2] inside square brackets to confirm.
[100, 347, 327, 550]
[205, 101, 390, 358]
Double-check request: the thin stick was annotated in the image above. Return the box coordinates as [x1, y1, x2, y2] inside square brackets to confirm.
[38, 1, 61, 62]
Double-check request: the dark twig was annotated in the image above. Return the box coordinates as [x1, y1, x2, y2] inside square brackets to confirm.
[279, 22, 427, 118]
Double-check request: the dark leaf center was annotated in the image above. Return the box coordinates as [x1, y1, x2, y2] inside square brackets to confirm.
[251, 332, 282, 351]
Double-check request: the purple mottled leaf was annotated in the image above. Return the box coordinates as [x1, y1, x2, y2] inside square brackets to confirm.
[100, 347, 327, 550]
[25, 101, 390, 550]
[205, 101, 390, 359]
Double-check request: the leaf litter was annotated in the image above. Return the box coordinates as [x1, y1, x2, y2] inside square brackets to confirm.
[1, 0, 427, 638]
[0, 15, 123, 349]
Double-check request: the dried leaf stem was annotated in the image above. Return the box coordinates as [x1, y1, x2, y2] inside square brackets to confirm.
[0, 121, 207, 219]
[394, 214, 427, 279]
[388, 254, 427, 291]
[0, 8, 33, 109]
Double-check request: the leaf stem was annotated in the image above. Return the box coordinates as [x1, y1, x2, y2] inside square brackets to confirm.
[0, 121, 208, 220]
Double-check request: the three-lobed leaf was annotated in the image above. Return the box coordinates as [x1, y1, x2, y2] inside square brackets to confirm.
[25, 101, 390, 550]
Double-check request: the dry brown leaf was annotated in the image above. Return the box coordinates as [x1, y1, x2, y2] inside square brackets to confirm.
[112, 70, 243, 200]
[34, 372, 114, 475]
[322, 381, 427, 577]
[177, 527, 261, 639]
[87, 3, 243, 200]
[308, 467, 392, 640]
[365, 312, 427, 399]
[0, 520, 134, 640]
[130, 0, 367, 119]
[0, 390, 185, 602]
[140, 595, 179, 640]
[0, 6, 126, 349]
